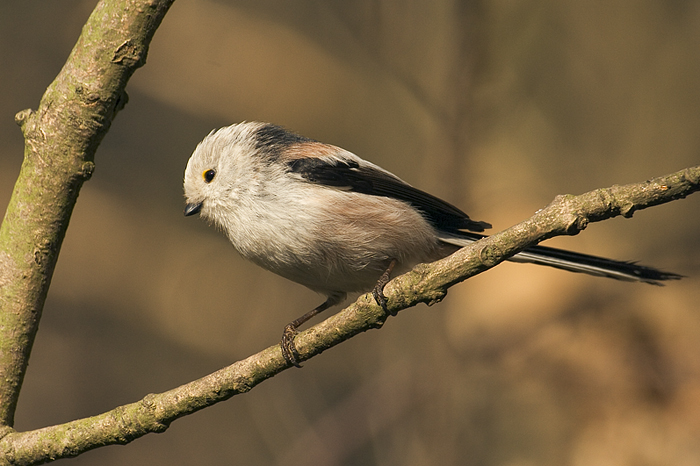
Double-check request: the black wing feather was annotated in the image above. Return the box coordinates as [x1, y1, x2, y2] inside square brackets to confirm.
[287, 156, 681, 285]
[288, 157, 491, 233]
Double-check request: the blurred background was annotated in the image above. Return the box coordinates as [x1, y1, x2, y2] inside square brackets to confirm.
[2, 1, 700, 465]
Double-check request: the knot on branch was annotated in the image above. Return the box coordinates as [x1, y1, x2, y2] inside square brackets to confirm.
[78, 161, 96, 181]
[550, 194, 589, 235]
[476, 242, 503, 267]
[14, 109, 34, 129]
[619, 202, 637, 218]
[140, 393, 157, 411]
[140, 394, 169, 433]
[407, 263, 448, 306]
[597, 185, 637, 218]
[564, 214, 589, 235]
[112, 40, 146, 67]
[74, 84, 102, 105]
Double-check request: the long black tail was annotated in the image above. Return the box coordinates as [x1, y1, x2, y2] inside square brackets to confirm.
[440, 232, 682, 285]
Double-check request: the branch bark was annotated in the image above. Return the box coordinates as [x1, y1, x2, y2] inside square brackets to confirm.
[0, 0, 174, 429]
[0, 165, 697, 465]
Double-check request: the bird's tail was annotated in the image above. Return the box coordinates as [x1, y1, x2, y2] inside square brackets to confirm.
[439, 232, 682, 285]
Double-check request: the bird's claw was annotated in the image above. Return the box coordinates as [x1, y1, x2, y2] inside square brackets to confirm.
[281, 324, 303, 367]
[372, 283, 393, 315]
[373, 259, 397, 316]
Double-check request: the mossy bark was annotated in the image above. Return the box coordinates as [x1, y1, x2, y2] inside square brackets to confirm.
[0, 0, 174, 428]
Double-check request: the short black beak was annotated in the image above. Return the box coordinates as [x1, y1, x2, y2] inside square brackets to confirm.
[184, 202, 203, 216]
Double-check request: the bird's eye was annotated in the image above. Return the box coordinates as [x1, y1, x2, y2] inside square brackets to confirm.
[202, 169, 216, 183]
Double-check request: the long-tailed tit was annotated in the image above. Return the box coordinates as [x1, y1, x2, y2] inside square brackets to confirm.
[183, 122, 680, 366]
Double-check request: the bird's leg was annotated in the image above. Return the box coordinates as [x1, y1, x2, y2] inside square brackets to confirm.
[372, 258, 397, 316]
[281, 294, 343, 367]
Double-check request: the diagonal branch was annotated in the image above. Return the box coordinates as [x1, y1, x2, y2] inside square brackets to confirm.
[0, 165, 697, 466]
[0, 0, 174, 429]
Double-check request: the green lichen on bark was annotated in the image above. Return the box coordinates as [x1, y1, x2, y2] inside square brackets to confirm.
[0, 0, 174, 428]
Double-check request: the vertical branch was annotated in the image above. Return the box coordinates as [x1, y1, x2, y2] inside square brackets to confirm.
[0, 0, 174, 428]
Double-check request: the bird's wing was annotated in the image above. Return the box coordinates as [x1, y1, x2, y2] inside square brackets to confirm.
[287, 153, 491, 233]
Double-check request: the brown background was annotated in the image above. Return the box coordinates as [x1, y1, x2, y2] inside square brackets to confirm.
[2, 1, 699, 465]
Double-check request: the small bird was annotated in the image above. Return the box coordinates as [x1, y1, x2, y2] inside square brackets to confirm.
[183, 122, 680, 366]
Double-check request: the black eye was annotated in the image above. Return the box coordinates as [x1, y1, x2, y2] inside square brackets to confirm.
[202, 169, 216, 183]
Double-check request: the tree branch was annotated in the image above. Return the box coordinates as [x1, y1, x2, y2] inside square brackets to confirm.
[0, 165, 697, 465]
[0, 0, 174, 428]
